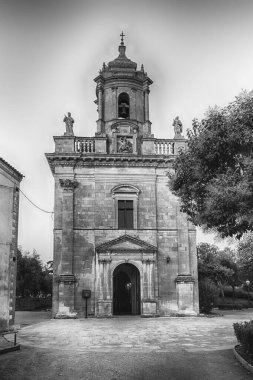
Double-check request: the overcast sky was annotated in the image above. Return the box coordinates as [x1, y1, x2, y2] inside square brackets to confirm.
[1, 0, 253, 262]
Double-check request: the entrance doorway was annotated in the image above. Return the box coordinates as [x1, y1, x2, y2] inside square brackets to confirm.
[113, 263, 140, 315]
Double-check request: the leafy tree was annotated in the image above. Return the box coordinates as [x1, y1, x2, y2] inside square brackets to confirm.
[16, 249, 52, 298]
[197, 243, 236, 302]
[170, 91, 253, 239]
[199, 278, 219, 313]
[218, 248, 240, 300]
[237, 233, 253, 288]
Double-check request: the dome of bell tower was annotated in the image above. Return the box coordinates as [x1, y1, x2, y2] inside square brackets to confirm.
[94, 33, 153, 142]
[107, 38, 137, 71]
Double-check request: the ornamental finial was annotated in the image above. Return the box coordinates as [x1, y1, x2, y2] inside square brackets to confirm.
[120, 31, 125, 46]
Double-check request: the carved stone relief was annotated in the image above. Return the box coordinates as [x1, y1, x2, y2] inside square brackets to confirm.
[117, 136, 133, 153]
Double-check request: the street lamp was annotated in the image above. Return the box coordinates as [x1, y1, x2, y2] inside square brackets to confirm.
[246, 280, 250, 307]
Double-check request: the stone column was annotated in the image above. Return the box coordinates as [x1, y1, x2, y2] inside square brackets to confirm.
[142, 254, 157, 316]
[176, 206, 196, 315]
[177, 206, 190, 275]
[143, 86, 152, 136]
[144, 89, 150, 122]
[56, 179, 78, 318]
[96, 81, 104, 134]
[131, 88, 137, 120]
[96, 255, 112, 317]
[98, 87, 103, 120]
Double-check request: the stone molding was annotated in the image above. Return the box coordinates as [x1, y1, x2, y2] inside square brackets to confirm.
[111, 184, 141, 196]
[96, 234, 157, 253]
[233, 345, 253, 374]
[46, 154, 175, 174]
[98, 258, 112, 263]
[142, 258, 156, 263]
[56, 274, 77, 284]
[0, 157, 23, 183]
[59, 179, 78, 190]
[175, 274, 195, 283]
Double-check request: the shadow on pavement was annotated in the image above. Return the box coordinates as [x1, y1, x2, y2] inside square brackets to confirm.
[15, 310, 52, 327]
[0, 346, 252, 380]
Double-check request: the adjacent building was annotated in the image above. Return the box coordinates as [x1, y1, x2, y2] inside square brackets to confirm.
[0, 158, 23, 330]
[46, 37, 199, 318]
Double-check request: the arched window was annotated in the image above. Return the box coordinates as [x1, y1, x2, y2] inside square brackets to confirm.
[118, 92, 130, 119]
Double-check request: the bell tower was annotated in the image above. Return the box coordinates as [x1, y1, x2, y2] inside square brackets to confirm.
[94, 33, 153, 154]
[46, 33, 199, 319]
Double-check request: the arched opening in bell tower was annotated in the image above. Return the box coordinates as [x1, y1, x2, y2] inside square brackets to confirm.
[118, 92, 130, 119]
[113, 263, 140, 315]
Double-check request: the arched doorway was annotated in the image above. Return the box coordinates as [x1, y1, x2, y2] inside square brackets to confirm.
[113, 263, 140, 315]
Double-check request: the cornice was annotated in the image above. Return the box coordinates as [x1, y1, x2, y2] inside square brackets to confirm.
[99, 76, 146, 88]
[45, 153, 175, 174]
[0, 157, 24, 182]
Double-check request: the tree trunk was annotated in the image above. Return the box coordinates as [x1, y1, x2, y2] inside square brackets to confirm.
[218, 281, 225, 303]
[232, 285, 235, 305]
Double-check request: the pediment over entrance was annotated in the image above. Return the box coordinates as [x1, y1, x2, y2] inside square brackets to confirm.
[96, 234, 157, 253]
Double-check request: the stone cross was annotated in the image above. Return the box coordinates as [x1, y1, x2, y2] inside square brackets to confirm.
[120, 31, 125, 44]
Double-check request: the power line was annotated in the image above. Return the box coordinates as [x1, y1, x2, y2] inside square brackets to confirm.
[0, 172, 53, 215]
[18, 188, 54, 215]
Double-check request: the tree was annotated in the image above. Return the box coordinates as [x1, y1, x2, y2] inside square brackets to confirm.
[236, 233, 253, 288]
[16, 249, 52, 298]
[170, 91, 253, 239]
[218, 248, 240, 300]
[197, 243, 236, 302]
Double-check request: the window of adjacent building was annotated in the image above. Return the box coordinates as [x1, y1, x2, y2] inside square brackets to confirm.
[118, 92, 130, 119]
[118, 200, 133, 229]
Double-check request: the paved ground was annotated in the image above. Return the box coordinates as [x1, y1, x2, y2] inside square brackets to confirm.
[0, 310, 253, 379]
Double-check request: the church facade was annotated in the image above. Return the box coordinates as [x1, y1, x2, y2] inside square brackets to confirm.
[46, 36, 199, 318]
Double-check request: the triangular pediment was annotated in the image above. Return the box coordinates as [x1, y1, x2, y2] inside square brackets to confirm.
[96, 234, 157, 253]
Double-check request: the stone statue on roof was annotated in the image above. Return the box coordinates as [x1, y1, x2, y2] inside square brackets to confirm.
[173, 116, 183, 138]
[63, 112, 74, 136]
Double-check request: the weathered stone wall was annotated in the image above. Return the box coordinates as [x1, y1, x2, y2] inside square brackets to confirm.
[0, 160, 22, 330]
[103, 83, 144, 123]
[52, 162, 198, 317]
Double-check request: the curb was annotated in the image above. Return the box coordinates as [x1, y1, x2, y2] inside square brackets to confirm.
[0, 345, 20, 355]
[233, 345, 253, 374]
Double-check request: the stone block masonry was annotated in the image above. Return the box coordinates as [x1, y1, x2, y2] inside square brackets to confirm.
[46, 35, 199, 318]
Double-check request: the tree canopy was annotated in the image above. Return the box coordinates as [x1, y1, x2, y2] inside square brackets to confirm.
[197, 243, 237, 292]
[237, 233, 253, 286]
[170, 91, 253, 238]
[16, 249, 52, 298]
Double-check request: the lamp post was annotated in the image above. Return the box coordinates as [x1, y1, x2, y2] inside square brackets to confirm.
[246, 280, 250, 307]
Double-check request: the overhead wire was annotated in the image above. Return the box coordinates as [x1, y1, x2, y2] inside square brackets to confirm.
[18, 188, 54, 215]
[0, 178, 53, 215]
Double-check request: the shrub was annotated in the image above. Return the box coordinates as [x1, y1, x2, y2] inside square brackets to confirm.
[223, 286, 253, 300]
[234, 320, 253, 354]
[218, 304, 243, 310]
[199, 279, 219, 313]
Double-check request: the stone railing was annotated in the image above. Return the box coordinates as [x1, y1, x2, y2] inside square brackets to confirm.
[75, 138, 95, 153]
[154, 140, 175, 155]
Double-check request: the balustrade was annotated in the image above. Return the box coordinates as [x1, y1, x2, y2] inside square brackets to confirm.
[154, 140, 175, 155]
[75, 138, 95, 153]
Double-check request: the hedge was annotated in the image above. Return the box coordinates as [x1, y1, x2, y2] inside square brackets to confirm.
[234, 320, 253, 355]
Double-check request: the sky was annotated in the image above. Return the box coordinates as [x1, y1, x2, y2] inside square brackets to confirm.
[1, 0, 253, 262]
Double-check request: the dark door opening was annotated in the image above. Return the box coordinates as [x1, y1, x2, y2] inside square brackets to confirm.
[113, 263, 140, 315]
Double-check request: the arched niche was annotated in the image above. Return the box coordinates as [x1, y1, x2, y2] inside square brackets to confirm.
[118, 92, 130, 119]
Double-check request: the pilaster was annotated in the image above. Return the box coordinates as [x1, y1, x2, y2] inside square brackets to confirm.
[176, 206, 196, 315]
[56, 179, 78, 318]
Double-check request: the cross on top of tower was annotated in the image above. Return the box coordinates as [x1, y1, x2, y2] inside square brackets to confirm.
[120, 31, 125, 45]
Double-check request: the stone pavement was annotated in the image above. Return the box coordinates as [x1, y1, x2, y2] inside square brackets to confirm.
[16, 310, 252, 353]
[0, 309, 253, 379]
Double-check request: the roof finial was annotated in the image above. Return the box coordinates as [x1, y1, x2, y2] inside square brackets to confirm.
[120, 31, 125, 46]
